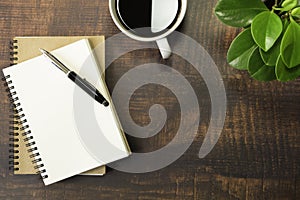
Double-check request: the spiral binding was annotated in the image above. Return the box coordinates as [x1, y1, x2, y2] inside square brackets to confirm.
[3, 72, 48, 180]
[10, 40, 18, 66]
[7, 40, 20, 172]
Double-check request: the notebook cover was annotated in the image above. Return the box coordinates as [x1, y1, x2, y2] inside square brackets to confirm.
[9, 36, 106, 175]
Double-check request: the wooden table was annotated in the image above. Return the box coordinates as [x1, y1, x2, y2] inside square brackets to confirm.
[0, 0, 299, 199]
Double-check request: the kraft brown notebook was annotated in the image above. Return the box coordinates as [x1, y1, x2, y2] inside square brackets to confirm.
[9, 36, 106, 175]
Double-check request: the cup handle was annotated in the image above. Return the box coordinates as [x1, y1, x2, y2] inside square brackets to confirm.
[156, 38, 172, 59]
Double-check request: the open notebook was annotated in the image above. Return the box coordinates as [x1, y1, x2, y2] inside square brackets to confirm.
[10, 36, 106, 176]
[3, 39, 131, 185]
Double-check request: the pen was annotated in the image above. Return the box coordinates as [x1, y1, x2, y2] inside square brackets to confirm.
[40, 48, 109, 107]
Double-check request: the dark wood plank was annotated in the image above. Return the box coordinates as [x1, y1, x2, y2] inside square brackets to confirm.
[0, 0, 299, 199]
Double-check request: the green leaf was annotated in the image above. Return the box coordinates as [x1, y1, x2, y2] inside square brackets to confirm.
[215, 0, 268, 27]
[259, 40, 281, 66]
[291, 7, 300, 18]
[248, 48, 276, 81]
[280, 19, 300, 68]
[251, 11, 283, 51]
[227, 29, 258, 70]
[276, 55, 300, 81]
[259, 19, 289, 66]
[281, 0, 298, 11]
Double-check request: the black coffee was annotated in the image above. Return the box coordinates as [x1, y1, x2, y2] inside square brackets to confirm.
[116, 0, 181, 37]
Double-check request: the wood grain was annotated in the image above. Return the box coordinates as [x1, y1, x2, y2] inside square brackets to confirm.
[0, 0, 299, 199]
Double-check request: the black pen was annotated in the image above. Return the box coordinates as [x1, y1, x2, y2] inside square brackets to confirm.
[40, 48, 109, 107]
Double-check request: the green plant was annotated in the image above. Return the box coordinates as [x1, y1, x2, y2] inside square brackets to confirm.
[215, 0, 300, 82]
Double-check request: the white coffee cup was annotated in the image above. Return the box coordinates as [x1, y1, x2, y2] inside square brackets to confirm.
[109, 0, 187, 59]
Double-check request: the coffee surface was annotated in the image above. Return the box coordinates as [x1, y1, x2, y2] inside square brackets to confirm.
[116, 0, 180, 37]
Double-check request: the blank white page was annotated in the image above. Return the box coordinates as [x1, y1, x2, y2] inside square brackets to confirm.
[3, 39, 130, 185]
